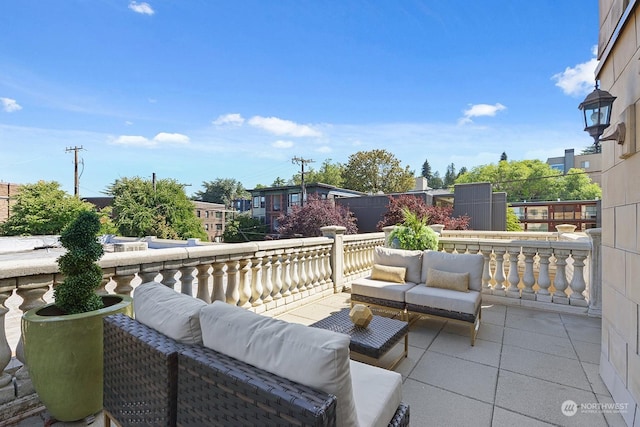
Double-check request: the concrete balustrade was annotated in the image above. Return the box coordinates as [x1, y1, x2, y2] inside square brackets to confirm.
[0, 228, 602, 418]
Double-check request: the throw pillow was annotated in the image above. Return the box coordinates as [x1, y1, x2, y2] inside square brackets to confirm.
[425, 268, 470, 292]
[370, 264, 406, 283]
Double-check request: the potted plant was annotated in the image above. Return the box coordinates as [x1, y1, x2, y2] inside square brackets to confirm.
[21, 210, 132, 422]
[388, 207, 439, 251]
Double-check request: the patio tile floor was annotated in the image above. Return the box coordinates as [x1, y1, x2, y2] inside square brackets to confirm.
[11, 292, 625, 426]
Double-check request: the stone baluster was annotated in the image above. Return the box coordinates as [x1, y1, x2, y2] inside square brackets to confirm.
[313, 248, 322, 288]
[139, 262, 161, 284]
[354, 243, 364, 274]
[195, 263, 212, 303]
[250, 257, 263, 307]
[521, 248, 537, 300]
[536, 248, 553, 302]
[15, 274, 53, 391]
[0, 288, 13, 397]
[506, 249, 521, 298]
[323, 245, 333, 288]
[271, 254, 283, 300]
[225, 260, 239, 305]
[306, 248, 317, 291]
[552, 249, 570, 304]
[480, 247, 493, 294]
[238, 258, 252, 307]
[211, 262, 226, 302]
[492, 247, 507, 296]
[113, 266, 137, 295]
[290, 251, 300, 295]
[281, 253, 292, 297]
[317, 247, 327, 287]
[569, 250, 588, 307]
[179, 266, 195, 296]
[298, 251, 308, 292]
[160, 265, 179, 290]
[343, 244, 353, 277]
[261, 255, 274, 303]
[98, 269, 113, 295]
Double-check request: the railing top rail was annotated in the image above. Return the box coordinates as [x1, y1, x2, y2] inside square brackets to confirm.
[343, 232, 385, 243]
[439, 237, 592, 250]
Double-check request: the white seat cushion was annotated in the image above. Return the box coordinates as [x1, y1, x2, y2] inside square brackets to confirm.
[374, 246, 423, 284]
[351, 277, 418, 302]
[421, 251, 484, 292]
[405, 285, 481, 315]
[133, 281, 207, 345]
[350, 360, 402, 427]
[200, 301, 359, 427]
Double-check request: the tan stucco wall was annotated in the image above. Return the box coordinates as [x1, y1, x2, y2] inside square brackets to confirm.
[598, 1, 640, 424]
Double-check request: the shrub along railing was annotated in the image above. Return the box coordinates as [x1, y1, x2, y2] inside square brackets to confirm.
[0, 227, 602, 419]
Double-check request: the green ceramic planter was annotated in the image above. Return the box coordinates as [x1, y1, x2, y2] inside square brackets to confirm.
[22, 294, 133, 422]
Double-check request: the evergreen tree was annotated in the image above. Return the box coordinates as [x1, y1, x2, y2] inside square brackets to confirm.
[500, 152, 508, 162]
[443, 163, 457, 187]
[421, 159, 432, 180]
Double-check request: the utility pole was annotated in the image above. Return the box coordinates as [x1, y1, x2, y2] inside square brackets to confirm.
[65, 146, 84, 197]
[292, 156, 314, 207]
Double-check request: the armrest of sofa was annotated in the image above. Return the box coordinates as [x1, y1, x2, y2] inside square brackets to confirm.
[104, 313, 185, 426]
[177, 345, 338, 427]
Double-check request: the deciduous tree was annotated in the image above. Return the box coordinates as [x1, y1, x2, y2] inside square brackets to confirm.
[107, 177, 207, 240]
[223, 213, 268, 242]
[342, 149, 414, 193]
[376, 195, 470, 230]
[278, 195, 357, 237]
[291, 159, 345, 187]
[0, 181, 93, 236]
[194, 178, 249, 208]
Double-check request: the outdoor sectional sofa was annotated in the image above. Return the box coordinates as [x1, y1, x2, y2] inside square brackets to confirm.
[103, 281, 410, 427]
[351, 247, 484, 345]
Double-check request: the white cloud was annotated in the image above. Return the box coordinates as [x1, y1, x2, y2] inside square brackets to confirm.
[552, 46, 598, 96]
[1, 97, 22, 113]
[248, 115, 322, 137]
[272, 140, 294, 148]
[113, 135, 154, 146]
[458, 103, 506, 125]
[125, 121, 133, 126]
[112, 132, 190, 147]
[316, 145, 332, 153]
[213, 113, 245, 126]
[129, 1, 154, 15]
[153, 132, 190, 144]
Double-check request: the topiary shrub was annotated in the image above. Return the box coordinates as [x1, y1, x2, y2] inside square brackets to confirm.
[54, 210, 104, 314]
[388, 207, 439, 251]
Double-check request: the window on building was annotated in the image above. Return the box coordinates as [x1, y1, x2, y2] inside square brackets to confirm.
[549, 164, 564, 173]
[215, 211, 222, 219]
[272, 195, 281, 211]
[216, 224, 222, 230]
[289, 193, 300, 206]
[580, 160, 590, 168]
[204, 224, 209, 230]
[253, 196, 265, 208]
[205, 211, 210, 218]
[196, 210, 201, 218]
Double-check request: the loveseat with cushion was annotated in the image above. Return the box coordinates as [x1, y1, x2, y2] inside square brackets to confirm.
[103, 281, 410, 426]
[351, 247, 484, 345]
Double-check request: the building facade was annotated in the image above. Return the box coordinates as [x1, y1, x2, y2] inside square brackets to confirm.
[596, 1, 640, 424]
[249, 184, 363, 234]
[0, 182, 20, 224]
[547, 148, 602, 186]
[193, 201, 226, 242]
[510, 200, 600, 232]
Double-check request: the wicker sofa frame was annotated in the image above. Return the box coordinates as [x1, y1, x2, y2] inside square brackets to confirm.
[103, 313, 410, 426]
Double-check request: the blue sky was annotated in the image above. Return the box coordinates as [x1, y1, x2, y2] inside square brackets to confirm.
[1, 1, 598, 197]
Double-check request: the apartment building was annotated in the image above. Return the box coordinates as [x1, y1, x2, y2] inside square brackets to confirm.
[193, 200, 225, 242]
[0, 182, 20, 224]
[547, 148, 602, 186]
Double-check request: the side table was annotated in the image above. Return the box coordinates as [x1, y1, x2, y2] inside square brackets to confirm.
[310, 308, 408, 370]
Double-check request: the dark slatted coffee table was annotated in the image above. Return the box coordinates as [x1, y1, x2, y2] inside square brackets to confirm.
[310, 308, 408, 370]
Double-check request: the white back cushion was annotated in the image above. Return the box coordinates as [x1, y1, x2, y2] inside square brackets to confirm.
[200, 301, 359, 427]
[133, 281, 206, 345]
[421, 251, 484, 291]
[374, 246, 423, 284]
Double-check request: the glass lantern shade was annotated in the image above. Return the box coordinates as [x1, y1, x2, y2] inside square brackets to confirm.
[578, 86, 616, 141]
